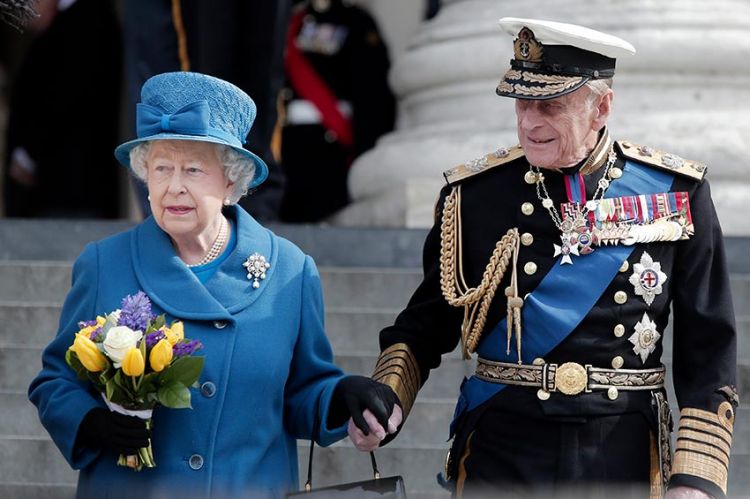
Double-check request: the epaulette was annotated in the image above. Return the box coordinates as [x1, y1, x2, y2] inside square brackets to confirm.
[616, 140, 707, 182]
[443, 145, 524, 185]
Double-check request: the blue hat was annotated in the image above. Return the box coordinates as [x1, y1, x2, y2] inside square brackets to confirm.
[115, 72, 268, 189]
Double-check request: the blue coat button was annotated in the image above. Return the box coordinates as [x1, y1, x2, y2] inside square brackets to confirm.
[200, 381, 216, 398]
[189, 454, 204, 470]
[213, 320, 228, 329]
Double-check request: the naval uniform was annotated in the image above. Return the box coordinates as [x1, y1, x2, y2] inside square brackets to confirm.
[373, 131, 738, 498]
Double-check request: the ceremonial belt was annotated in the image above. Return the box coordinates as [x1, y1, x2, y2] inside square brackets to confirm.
[475, 357, 666, 396]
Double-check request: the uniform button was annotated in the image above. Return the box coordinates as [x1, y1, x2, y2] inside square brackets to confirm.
[521, 233, 534, 246]
[609, 167, 623, 180]
[521, 202, 535, 216]
[213, 320, 228, 329]
[324, 130, 338, 143]
[200, 381, 216, 398]
[614, 291, 628, 305]
[532, 357, 545, 366]
[614, 324, 625, 337]
[607, 387, 619, 400]
[611, 356, 624, 369]
[537, 389, 550, 401]
[523, 262, 538, 275]
[524, 171, 537, 184]
[189, 454, 204, 470]
[619, 261, 629, 273]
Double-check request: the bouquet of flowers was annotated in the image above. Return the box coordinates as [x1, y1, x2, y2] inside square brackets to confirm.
[66, 291, 205, 471]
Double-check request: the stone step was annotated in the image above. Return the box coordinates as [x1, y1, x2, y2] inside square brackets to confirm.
[2, 436, 749, 496]
[0, 262, 423, 310]
[0, 301, 403, 353]
[0, 436, 451, 493]
[1, 260, 748, 316]
[0, 483, 76, 499]
[2, 389, 457, 448]
[0, 345, 473, 399]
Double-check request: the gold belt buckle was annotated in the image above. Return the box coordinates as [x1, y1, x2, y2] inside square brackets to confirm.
[553, 362, 588, 395]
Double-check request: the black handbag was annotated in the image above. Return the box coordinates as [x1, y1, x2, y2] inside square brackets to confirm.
[286, 405, 406, 498]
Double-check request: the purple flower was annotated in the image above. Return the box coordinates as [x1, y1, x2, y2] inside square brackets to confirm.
[145, 330, 166, 349]
[78, 319, 98, 329]
[118, 291, 154, 332]
[173, 340, 204, 358]
[89, 328, 103, 341]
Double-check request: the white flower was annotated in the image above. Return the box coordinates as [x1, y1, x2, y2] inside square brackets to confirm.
[103, 326, 143, 367]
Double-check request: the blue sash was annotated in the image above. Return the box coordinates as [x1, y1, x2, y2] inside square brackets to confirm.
[450, 161, 675, 434]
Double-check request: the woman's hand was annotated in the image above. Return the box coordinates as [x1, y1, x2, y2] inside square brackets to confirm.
[332, 376, 402, 449]
[348, 405, 403, 451]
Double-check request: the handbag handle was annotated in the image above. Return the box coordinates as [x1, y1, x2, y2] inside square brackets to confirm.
[303, 397, 380, 491]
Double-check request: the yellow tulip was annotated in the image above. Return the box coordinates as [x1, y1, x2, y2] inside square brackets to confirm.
[163, 321, 184, 346]
[70, 333, 108, 372]
[149, 339, 173, 372]
[121, 347, 145, 376]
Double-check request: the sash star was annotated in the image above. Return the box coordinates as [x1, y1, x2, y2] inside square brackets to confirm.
[628, 251, 667, 306]
[629, 312, 661, 363]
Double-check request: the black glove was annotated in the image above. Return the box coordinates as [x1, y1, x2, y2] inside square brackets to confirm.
[331, 375, 401, 436]
[77, 408, 151, 455]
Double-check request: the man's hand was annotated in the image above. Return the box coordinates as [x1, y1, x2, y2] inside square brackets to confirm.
[665, 486, 713, 499]
[348, 405, 403, 451]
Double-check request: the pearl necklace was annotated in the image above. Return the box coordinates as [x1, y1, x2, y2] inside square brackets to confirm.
[529, 147, 618, 264]
[187, 217, 228, 267]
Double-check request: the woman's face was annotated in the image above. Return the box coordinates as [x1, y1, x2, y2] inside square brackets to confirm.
[145, 140, 234, 241]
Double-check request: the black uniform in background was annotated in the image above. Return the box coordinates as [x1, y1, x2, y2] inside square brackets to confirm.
[123, 0, 291, 222]
[373, 135, 737, 498]
[280, 0, 395, 223]
[3, 0, 121, 218]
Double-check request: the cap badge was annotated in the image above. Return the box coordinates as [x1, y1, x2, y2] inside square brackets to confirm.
[514, 27, 544, 63]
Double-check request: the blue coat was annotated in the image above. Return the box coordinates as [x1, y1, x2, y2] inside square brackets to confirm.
[28, 206, 347, 498]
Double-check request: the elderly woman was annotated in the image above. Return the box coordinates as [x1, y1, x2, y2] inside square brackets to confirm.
[28, 72, 400, 498]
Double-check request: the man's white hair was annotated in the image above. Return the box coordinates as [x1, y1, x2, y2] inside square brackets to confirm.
[129, 141, 257, 204]
[584, 78, 613, 106]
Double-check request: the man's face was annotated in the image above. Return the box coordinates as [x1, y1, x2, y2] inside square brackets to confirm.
[515, 87, 601, 169]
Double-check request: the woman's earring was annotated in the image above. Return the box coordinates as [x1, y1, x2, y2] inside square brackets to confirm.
[223, 198, 231, 206]
[147, 195, 151, 201]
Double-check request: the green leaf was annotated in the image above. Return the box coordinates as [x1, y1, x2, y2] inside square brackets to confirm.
[159, 357, 205, 387]
[158, 382, 192, 409]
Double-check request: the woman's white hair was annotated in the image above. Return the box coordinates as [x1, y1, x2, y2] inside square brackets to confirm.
[129, 141, 256, 204]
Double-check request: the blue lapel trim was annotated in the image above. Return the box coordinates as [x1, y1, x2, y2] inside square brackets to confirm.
[131, 206, 275, 320]
[452, 161, 675, 425]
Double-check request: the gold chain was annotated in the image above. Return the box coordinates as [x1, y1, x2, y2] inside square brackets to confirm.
[440, 185, 521, 359]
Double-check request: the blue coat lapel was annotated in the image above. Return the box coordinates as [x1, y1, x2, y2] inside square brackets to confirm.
[131, 206, 274, 320]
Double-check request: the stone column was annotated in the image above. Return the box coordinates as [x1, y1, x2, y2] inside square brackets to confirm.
[330, 0, 750, 235]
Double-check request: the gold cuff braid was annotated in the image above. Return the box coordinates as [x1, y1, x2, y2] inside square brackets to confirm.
[372, 343, 421, 419]
[671, 402, 735, 495]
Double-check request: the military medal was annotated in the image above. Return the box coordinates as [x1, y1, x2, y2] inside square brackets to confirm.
[629, 312, 661, 363]
[628, 252, 667, 306]
[530, 147, 617, 265]
[243, 253, 271, 289]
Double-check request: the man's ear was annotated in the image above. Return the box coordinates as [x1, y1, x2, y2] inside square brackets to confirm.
[592, 90, 614, 131]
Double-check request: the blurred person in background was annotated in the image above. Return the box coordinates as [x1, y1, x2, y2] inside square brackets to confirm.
[3, 0, 121, 218]
[123, 0, 291, 222]
[279, 0, 395, 223]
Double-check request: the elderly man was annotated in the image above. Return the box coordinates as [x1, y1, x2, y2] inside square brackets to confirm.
[349, 18, 738, 499]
